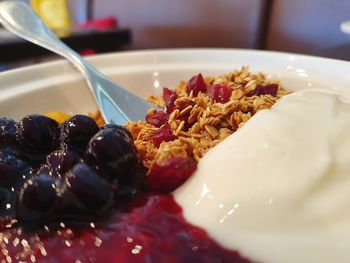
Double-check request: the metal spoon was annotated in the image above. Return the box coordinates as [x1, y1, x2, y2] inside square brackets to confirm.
[0, 1, 156, 125]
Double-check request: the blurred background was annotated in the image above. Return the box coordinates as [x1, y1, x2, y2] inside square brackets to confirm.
[1, 0, 350, 71]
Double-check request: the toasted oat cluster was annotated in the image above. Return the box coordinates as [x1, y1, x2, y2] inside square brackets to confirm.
[126, 67, 288, 169]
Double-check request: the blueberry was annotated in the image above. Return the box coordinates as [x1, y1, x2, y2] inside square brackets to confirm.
[36, 164, 51, 176]
[103, 124, 133, 143]
[85, 128, 138, 185]
[0, 118, 16, 147]
[0, 151, 32, 217]
[16, 174, 59, 223]
[0, 188, 10, 206]
[64, 164, 113, 213]
[16, 114, 59, 154]
[0, 187, 12, 217]
[0, 150, 32, 189]
[40, 149, 82, 178]
[60, 115, 99, 153]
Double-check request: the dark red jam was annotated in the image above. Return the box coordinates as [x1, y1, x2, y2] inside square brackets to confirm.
[0, 113, 254, 262]
[0, 194, 252, 263]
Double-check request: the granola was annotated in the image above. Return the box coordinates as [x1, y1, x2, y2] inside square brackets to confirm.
[126, 67, 288, 169]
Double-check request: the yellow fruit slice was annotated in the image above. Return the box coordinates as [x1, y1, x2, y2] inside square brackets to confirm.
[45, 111, 71, 123]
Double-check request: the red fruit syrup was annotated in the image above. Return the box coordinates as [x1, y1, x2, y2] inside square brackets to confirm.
[0, 194, 253, 263]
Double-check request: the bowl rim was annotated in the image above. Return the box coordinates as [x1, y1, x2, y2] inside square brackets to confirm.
[1, 48, 350, 78]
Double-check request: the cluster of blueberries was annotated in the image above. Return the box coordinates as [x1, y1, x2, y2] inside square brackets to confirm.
[0, 114, 145, 227]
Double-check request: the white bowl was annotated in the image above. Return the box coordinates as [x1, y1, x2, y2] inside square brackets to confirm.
[1, 48, 350, 120]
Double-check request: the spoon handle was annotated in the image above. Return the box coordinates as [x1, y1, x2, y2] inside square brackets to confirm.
[0, 1, 95, 92]
[0, 1, 157, 125]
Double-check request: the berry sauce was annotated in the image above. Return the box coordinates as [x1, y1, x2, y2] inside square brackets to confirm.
[0, 194, 252, 263]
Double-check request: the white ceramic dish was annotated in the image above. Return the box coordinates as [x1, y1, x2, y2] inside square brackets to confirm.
[0, 48, 350, 120]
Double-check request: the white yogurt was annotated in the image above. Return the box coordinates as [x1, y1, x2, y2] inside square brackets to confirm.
[174, 89, 350, 263]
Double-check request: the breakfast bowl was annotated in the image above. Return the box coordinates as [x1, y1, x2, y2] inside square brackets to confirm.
[0, 48, 350, 263]
[2, 48, 350, 120]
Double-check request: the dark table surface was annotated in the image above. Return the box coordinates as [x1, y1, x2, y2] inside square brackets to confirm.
[313, 44, 350, 61]
[0, 28, 131, 63]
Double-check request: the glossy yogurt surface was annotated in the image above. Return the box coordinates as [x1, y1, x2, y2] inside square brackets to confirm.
[175, 89, 350, 263]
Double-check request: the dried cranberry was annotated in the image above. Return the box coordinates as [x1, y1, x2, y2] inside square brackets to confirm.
[146, 111, 168, 127]
[148, 157, 197, 193]
[186, 73, 207, 96]
[163, 88, 177, 113]
[152, 124, 177, 148]
[207, 84, 232, 103]
[176, 111, 191, 131]
[246, 84, 278, 97]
